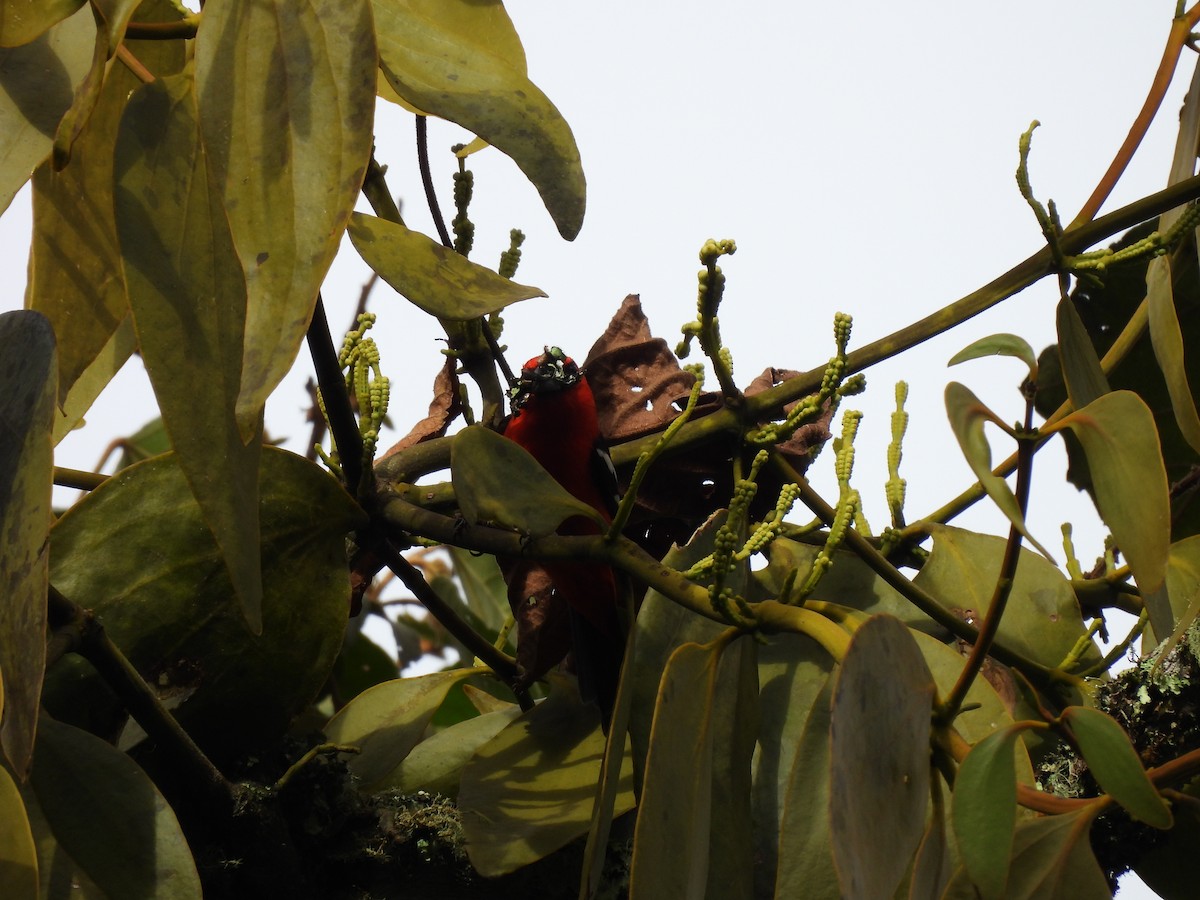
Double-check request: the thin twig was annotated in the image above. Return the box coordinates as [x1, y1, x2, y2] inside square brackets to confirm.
[306, 295, 363, 491]
[415, 116, 453, 248]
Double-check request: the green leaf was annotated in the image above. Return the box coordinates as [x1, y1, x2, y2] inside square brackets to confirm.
[447, 545, 514, 648]
[909, 809, 953, 900]
[703, 635, 758, 900]
[384, 705, 521, 796]
[194, 0, 376, 440]
[948, 333, 1038, 378]
[451, 424, 605, 534]
[944, 382, 1054, 561]
[45, 449, 364, 761]
[0, 0, 83, 48]
[0, 765, 37, 900]
[1056, 297, 1109, 410]
[459, 675, 636, 876]
[629, 635, 728, 900]
[31, 716, 202, 899]
[913, 525, 1101, 670]
[372, 0, 585, 239]
[347, 212, 547, 320]
[1052, 391, 1171, 598]
[829, 614, 934, 900]
[952, 725, 1023, 900]
[324, 669, 477, 788]
[0, 3, 93, 213]
[1150, 535, 1200, 659]
[1062, 706, 1172, 829]
[1148, 255, 1200, 456]
[26, 0, 186, 407]
[774, 676, 840, 900]
[1134, 777, 1200, 900]
[0, 311, 56, 779]
[332, 633, 401, 703]
[944, 807, 1109, 900]
[114, 70, 264, 631]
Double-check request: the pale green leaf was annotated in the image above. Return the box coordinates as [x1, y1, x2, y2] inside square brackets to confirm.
[45, 449, 365, 762]
[194, 0, 376, 440]
[372, 0, 585, 238]
[913, 525, 1102, 670]
[451, 425, 605, 534]
[774, 676, 840, 900]
[1151, 536, 1200, 662]
[629, 637, 727, 900]
[31, 716, 202, 899]
[944, 381, 1054, 561]
[0, 0, 83, 48]
[0, 3, 93, 213]
[829, 614, 934, 900]
[0, 311, 55, 779]
[952, 726, 1023, 900]
[0, 765, 38, 899]
[1147, 256, 1200, 455]
[1052, 390, 1171, 599]
[1062, 706, 1172, 829]
[383, 706, 521, 796]
[948, 333, 1037, 378]
[909, 811, 952, 900]
[459, 676, 636, 877]
[324, 669, 477, 788]
[944, 808, 1110, 900]
[1056, 297, 1108, 410]
[348, 212, 546, 320]
[114, 71, 264, 630]
[51, 313, 135, 443]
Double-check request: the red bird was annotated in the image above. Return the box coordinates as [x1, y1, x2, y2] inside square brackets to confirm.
[502, 347, 623, 723]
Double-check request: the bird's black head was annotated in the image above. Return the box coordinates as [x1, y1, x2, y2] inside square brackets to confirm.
[510, 346, 581, 409]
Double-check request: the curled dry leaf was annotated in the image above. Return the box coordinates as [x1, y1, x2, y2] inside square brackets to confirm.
[500, 559, 571, 690]
[379, 356, 463, 459]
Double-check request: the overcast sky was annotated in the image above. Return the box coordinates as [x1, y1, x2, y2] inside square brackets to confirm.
[1, 4, 1190, 895]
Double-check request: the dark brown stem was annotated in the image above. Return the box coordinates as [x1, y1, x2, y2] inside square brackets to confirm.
[306, 295, 363, 492]
[372, 538, 521, 687]
[415, 116, 453, 248]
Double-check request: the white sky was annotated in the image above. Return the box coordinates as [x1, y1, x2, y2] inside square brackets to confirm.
[2, 3, 1191, 896]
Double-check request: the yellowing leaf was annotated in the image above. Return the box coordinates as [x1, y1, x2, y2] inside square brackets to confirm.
[26, 0, 186, 406]
[0, 3, 94, 213]
[372, 0, 585, 239]
[348, 212, 546, 320]
[459, 676, 635, 877]
[324, 670, 477, 789]
[1051, 391, 1170, 598]
[944, 381, 1054, 561]
[194, 0, 376, 441]
[0, 765, 37, 900]
[0, 311, 56, 780]
[114, 71, 264, 631]
[628, 636, 728, 899]
[0, 0, 82, 48]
